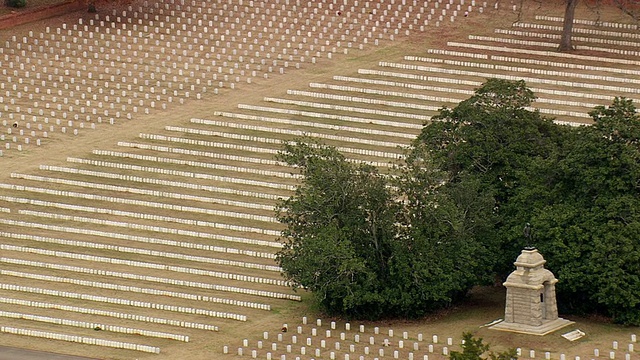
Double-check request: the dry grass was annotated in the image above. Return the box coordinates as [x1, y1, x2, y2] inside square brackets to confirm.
[0, 1, 639, 359]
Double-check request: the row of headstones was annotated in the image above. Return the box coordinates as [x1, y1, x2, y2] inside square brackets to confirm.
[0, 237, 286, 290]
[0, 3, 356, 147]
[227, 347, 451, 359]
[225, 347, 639, 360]
[274, 318, 451, 343]
[226, 318, 639, 358]
[467, 34, 640, 58]
[0, 0, 482, 158]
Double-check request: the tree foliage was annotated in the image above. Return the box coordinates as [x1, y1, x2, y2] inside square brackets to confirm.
[276, 79, 640, 325]
[416, 78, 569, 273]
[523, 98, 640, 324]
[417, 79, 640, 325]
[276, 140, 397, 318]
[275, 138, 495, 319]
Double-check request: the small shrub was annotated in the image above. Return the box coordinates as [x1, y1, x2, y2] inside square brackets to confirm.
[6, 0, 26, 8]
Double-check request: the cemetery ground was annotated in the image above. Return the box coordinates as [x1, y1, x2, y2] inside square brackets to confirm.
[0, 0, 639, 359]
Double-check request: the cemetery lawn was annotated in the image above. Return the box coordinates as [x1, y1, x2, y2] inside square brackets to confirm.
[0, 1, 637, 358]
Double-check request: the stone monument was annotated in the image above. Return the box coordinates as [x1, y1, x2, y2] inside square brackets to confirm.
[490, 248, 573, 335]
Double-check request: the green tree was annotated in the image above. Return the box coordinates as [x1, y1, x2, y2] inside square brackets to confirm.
[275, 138, 399, 319]
[415, 78, 569, 273]
[416, 78, 560, 197]
[276, 138, 496, 319]
[525, 98, 640, 324]
[277, 83, 640, 325]
[450, 332, 517, 360]
[417, 79, 640, 325]
[397, 146, 499, 303]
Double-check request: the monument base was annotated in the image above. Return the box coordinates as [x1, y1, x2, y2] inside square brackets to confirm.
[489, 318, 574, 336]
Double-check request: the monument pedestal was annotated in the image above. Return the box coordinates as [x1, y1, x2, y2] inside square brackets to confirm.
[490, 248, 573, 336]
[490, 318, 574, 336]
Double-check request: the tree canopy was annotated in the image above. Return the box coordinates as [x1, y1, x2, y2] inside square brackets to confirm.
[275, 79, 640, 325]
[520, 98, 640, 324]
[275, 138, 495, 319]
[415, 80, 640, 325]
